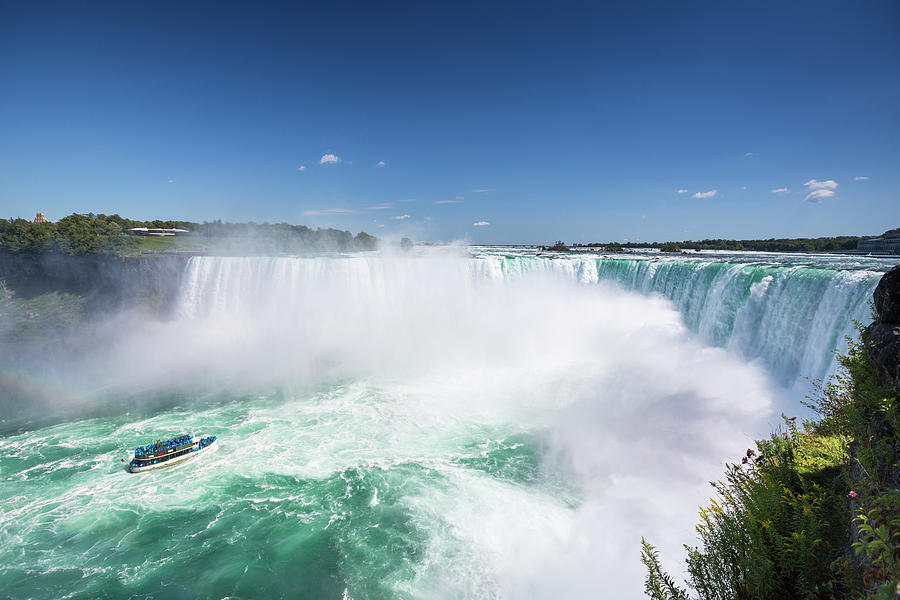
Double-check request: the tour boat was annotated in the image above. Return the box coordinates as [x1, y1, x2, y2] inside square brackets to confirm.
[128, 433, 217, 473]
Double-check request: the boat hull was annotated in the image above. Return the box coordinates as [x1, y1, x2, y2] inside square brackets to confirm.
[128, 440, 216, 473]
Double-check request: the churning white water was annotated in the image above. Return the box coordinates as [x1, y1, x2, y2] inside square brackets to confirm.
[162, 248, 781, 597]
[178, 247, 884, 385]
[1, 247, 891, 599]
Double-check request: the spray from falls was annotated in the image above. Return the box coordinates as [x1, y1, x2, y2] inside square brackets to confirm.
[474, 254, 880, 383]
[0, 249, 884, 599]
[179, 252, 881, 384]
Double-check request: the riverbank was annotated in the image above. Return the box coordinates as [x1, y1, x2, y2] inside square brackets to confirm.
[641, 266, 900, 599]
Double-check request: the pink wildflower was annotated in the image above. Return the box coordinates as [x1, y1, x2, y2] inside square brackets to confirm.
[848, 491, 857, 499]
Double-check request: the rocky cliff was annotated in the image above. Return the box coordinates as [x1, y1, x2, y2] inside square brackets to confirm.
[865, 264, 900, 389]
[0, 253, 190, 317]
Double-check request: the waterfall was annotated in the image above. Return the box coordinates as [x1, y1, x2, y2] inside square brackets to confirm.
[475, 254, 881, 383]
[177, 252, 882, 384]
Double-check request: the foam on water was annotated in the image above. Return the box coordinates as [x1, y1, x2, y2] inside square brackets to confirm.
[0, 247, 892, 599]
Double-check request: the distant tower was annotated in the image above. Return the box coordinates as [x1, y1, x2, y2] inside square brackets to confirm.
[33, 212, 48, 223]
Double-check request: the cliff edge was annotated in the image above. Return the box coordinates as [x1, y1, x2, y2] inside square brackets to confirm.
[865, 264, 900, 389]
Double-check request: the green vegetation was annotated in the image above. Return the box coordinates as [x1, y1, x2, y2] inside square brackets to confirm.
[1, 214, 145, 255]
[0, 213, 378, 256]
[579, 230, 899, 253]
[575, 241, 626, 252]
[540, 240, 571, 252]
[0, 280, 86, 351]
[642, 333, 900, 599]
[629, 236, 866, 253]
[189, 220, 378, 253]
[133, 235, 197, 252]
[659, 243, 683, 253]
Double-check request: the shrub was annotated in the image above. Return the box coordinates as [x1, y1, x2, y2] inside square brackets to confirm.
[642, 331, 900, 599]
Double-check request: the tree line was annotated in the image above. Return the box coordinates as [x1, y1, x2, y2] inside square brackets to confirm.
[575, 235, 878, 253]
[0, 213, 378, 255]
[638, 236, 864, 252]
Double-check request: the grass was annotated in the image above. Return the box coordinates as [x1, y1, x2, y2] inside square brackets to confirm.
[127, 236, 211, 254]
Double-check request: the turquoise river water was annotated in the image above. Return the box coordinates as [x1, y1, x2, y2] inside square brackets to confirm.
[0, 247, 896, 599]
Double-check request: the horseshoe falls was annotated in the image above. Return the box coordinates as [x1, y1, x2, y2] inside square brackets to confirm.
[177, 249, 882, 384]
[0, 248, 893, 600]
[470, 249, 885, 384]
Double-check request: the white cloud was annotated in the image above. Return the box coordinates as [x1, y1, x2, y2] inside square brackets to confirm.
[692, 189, 717, 199]
[771, 187, 789, 193]
[745, 152, 754, 157]
[368, 203, 393, 210]
[473, 221, 490, 227]
[741, 186, 748, 190]
[803, 179, 838, 203]
[392, 214, 411, 220]
[854, 176, 870, 181]
[302, 208, 357, 216]
[455, 195, 464, 200]
[297, 165, 306, 172]
[319, 153, 341, 164]
[167, 179, 176, 183]
[804, 190, 834, 203]
[376, 161, 386, 168]
[435, 199, 462, 204]
[804, 179, 838, 190]
[471, 188, 493, 193]
[676, 189, 688, 194]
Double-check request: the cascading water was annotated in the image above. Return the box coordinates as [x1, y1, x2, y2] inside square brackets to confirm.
[474, 252, 883, 383]
[180, 250, 884, 384]
[1, 247, 893, 600]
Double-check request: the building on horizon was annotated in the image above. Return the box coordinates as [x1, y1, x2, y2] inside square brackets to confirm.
[129, 227, 190, 237]
[33, 212, 48, 223]
[857, 232, 900, 255]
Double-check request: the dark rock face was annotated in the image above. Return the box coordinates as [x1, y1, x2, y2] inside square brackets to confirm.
[873, 264, 900, 324]
[0, 253, 190, 317]
[867, 265, 900, 389]
[865, 323, 900, 389]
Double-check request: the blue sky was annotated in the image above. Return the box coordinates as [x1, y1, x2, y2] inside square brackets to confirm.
[1, 1, 898, 244]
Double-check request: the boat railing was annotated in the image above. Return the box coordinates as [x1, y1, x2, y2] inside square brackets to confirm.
[134, 433, 193, 457]
[129, 435, 216, 471]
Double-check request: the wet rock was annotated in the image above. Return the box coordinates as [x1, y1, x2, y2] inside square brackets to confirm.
[865, 322, 900, 389]
[873, 264, 900, 323]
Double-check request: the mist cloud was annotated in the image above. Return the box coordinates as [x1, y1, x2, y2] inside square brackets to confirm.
[2, 251, 776, 598]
